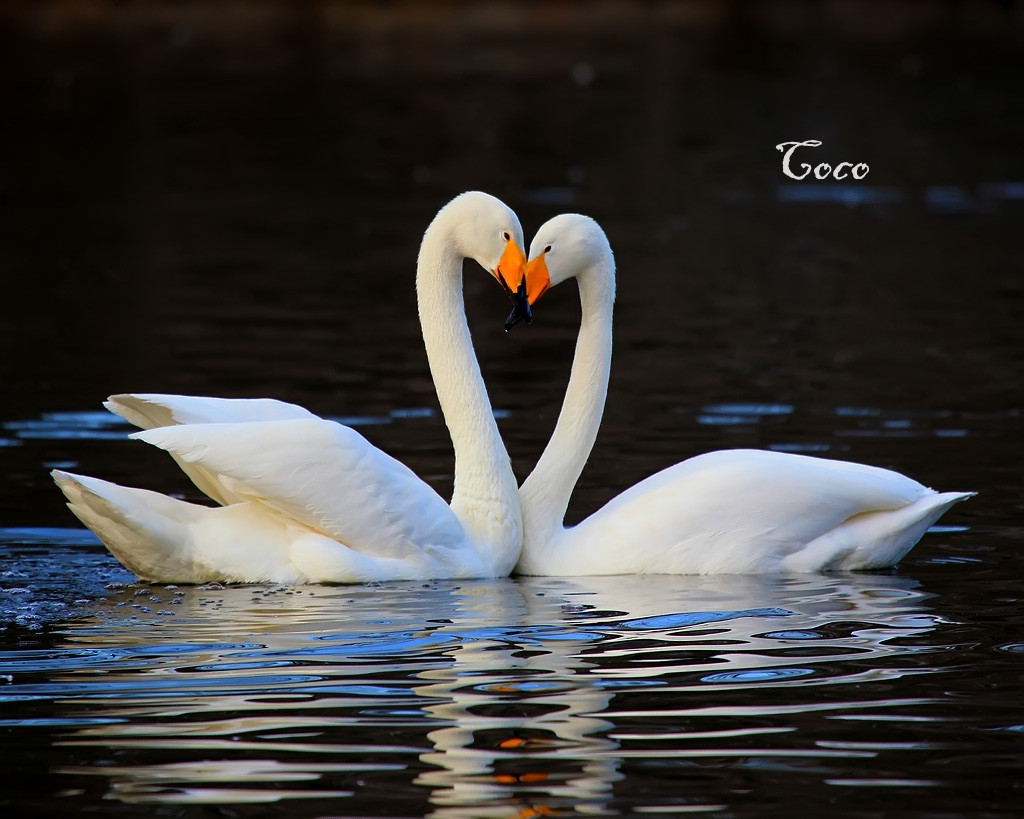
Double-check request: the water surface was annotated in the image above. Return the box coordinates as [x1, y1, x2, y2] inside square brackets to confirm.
[4, 549, 1023, 817]
[1, 2, 1023, 816]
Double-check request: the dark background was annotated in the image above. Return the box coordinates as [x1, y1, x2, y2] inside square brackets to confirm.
[1, 0, 1021, 526]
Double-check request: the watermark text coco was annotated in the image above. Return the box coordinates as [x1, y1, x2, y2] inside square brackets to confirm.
[776, 140, 869, 180]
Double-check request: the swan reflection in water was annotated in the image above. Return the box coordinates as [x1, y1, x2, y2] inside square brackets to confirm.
[46, 573, 945, 815]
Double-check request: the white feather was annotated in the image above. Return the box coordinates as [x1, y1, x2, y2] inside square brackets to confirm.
[53, 192, 527, 584]
[516, 215, 973, 576]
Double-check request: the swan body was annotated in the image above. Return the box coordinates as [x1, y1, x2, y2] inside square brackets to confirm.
[513, 213, 973, 576]
[54, 191, 529, 584]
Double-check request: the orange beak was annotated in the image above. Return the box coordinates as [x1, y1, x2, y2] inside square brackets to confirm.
[523, 253, 552, 305]
[495, 242, 553, 332]
[493, 239, 528, 297]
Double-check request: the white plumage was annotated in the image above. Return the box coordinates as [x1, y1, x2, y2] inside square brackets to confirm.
[514, 214, 973, 576]
[53, 192, 528, 583]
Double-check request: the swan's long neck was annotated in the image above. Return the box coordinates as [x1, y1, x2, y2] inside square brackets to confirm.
[416, 223, 521, 572]
[520, 264, 614, 553]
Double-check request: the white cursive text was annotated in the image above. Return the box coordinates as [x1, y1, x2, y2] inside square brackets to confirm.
[776, 140, 869, 181]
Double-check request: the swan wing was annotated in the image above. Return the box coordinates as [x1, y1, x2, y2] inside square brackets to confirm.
[133, 417, 468, 563]
[105, 394, 321, 505]
[53, 470, 475, 583]
[106, 393, 318, 429]
[600, 449, 927, 525]
[567, 449, 954, 574]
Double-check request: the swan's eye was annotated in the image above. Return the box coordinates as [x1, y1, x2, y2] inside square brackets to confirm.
[502, 231, 512, 242]
[544, 245, 552, 254]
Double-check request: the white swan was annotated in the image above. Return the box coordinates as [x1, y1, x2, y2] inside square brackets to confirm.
[52, 191, 531, 584]
[508, 213, 974, 575]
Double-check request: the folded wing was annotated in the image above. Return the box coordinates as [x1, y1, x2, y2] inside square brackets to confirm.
[573, 449, 947, 573]
[106, 393, 320, 504]
[134, 417, 466, 562]
[106, 393, 318, 428]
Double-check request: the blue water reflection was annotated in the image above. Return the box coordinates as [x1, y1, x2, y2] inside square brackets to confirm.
[0, 573, 958, 813]
[2, 411, 130, 441]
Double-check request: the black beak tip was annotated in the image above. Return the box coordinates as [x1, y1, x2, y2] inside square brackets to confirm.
[504, 303, 532, 332]
[503, 276, 534, 332]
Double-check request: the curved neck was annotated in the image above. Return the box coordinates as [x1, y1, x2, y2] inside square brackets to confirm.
[520, 265, 614, 551]
[416, 222, 521, 571]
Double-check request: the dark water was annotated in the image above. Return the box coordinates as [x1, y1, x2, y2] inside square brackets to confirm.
[1, 2, 1023, 816]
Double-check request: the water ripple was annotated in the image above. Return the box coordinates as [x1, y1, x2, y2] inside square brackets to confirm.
[3, 411, 130, 441]
[0, 572, 1012, 813]
[617, 607, 793, 631]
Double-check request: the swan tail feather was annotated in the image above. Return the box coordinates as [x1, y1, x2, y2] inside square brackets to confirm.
[784, 490, 975, 572]
[52, 469, 207, 582]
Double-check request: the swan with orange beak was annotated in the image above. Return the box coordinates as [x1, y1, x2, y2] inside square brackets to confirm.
[507, 212, 971, 575]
